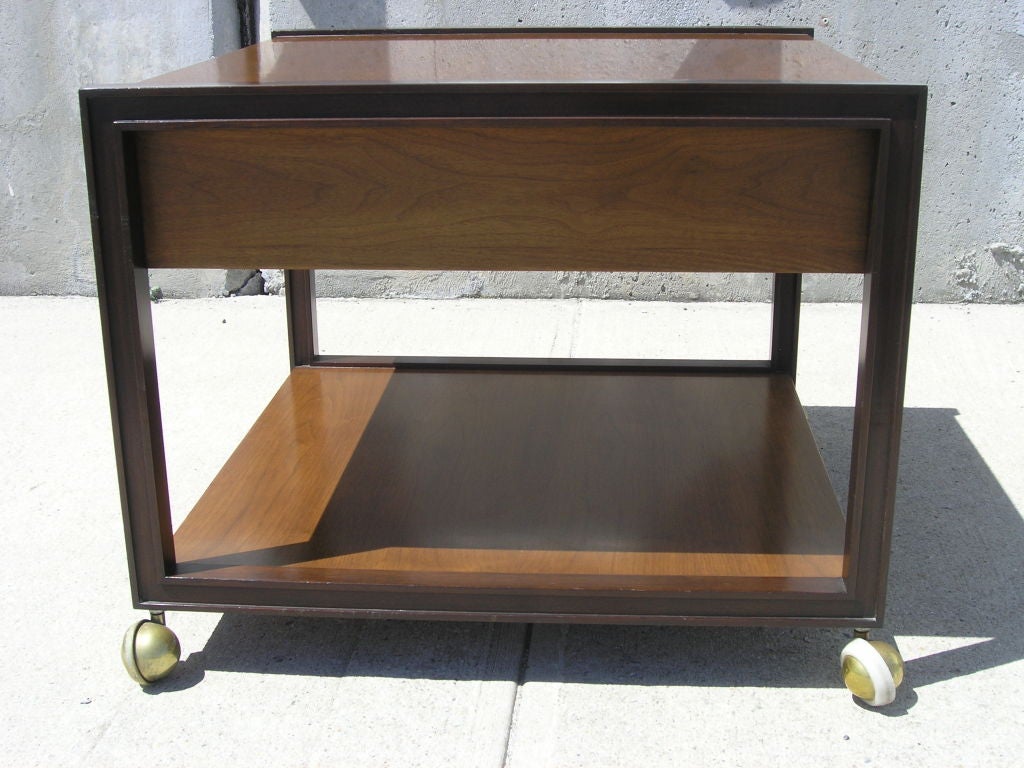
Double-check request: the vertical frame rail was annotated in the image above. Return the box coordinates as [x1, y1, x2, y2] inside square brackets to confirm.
[844, 98, 926, 622]
[285, 269, 318, 367]
[82, 104, 177, 606]
[770, 273, 802, 379]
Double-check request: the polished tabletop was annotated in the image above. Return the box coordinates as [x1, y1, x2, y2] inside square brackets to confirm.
[141, 30, 885, 88]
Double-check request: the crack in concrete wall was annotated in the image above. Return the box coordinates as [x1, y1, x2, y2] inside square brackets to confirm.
[987, 242, 1024, 299]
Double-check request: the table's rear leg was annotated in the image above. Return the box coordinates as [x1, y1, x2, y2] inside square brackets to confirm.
[771, 273, 802, 380]
[285, 269, 318, 368]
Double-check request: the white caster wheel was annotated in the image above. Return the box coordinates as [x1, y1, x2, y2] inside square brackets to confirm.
[121, 612, 180, 686]
[840, 636, 905, 707]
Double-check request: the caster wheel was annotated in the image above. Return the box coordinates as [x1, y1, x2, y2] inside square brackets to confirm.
[121, 617, 180, 686]
[841, 637, 904, 707]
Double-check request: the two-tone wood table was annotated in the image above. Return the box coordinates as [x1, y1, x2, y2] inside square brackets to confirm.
[82, 28, 925, 705]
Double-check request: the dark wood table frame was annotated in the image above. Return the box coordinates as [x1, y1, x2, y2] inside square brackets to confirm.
[82, 29, 926, 628]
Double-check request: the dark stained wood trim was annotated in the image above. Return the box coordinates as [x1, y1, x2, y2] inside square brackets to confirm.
[842, 121, 892, 591]
[285, 270, 318, 367]
[82, 98, 177, 607]
[270, 27, 816, 41]
[309, 355, 772, 372]
[144, 581, 864, 626]
[150, 580, 861, 624]
[114, 116, 892, 131]
[145, 597, 883, 629]
[86, 82, 924, 109]
[770, 274, 802, 379]
[845, 92, 926, 623]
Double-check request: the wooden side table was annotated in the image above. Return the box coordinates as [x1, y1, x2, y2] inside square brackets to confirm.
[82, 28, 926, 704]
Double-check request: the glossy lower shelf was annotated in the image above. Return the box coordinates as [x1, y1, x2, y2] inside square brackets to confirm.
[172, 366, 847, 594]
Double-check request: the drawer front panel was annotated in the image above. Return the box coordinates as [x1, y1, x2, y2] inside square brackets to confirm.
[137, 123, 875, 273]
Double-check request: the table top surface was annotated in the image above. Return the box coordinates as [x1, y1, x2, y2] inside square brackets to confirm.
[139, 30, 886, 88]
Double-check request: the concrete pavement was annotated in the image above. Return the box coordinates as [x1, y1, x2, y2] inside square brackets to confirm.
[0, 296, 1021, 767]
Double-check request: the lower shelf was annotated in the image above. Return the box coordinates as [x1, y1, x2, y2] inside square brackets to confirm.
[172, 367, 847, 596]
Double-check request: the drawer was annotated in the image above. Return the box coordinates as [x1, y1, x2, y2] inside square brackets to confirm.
[136, 122, 877, 274]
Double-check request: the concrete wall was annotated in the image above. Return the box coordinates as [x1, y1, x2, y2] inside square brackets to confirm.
[2, 1, 1022, 301]
[0, 1, 238, 298]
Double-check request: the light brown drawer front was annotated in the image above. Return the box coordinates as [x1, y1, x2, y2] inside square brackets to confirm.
[137, 123, 876, 273]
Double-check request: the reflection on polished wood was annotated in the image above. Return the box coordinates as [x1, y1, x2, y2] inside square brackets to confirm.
[173, 367, 393, 556]
[141, 33, 885, 87]
[173, 368, 846, 592]
[138, 125, 875, 274]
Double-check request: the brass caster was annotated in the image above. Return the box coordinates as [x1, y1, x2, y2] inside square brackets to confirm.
[841, 636, 905, 707]
[121, 613, 181, 686]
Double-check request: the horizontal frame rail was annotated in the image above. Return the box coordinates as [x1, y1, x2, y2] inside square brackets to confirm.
[270, 27, 816, 40]
[308, 355, 774, 373]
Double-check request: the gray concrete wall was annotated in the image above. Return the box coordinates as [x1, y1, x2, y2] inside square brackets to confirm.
[2, 1, 1022, 301]
[0, 1, 238, 298]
